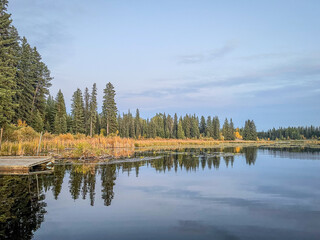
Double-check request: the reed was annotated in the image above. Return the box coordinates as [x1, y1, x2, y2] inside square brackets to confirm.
[0, 132, 134, 158]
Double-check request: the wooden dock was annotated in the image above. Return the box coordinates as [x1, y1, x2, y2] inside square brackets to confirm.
[0, 156, 54, 175]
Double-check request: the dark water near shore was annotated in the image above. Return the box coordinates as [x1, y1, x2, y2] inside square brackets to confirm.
[1, 147, 320, 240]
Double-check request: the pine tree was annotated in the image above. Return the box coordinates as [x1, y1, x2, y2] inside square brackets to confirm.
[200, 116, 206, 135]
[229, 118, 235, 140]
[71, 88, 85, 133]
[84, 87, 90, 135]
[15, 37, 34, 124]
[0, 0, 18, 128]
[30, 47, 52, 117]
[89, 83, 97, 136]
[95, 112, 101, 135]
[213, 116, 220, 140]
[66, 113, 73, 133]
[190, 115, 200, 138]
[243, 120, 257, 140]
[249, 120, 257, 140]
[177, 119, 185, 139]
[44, 94, 55, 132]
[206, 116, 212, 137]
[102, 82, 118, 134]
[135, 109, 141, 138]
[166, 114, 173, 138]
[222, 118, 230, 140]
[54, 90, 67, 134]
[183, 115, 191, 138]
[173, 113, 178, 138]
[31, 109, 44, 132]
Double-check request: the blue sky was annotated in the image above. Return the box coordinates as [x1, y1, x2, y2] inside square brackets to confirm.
[8, 0, 320, 130]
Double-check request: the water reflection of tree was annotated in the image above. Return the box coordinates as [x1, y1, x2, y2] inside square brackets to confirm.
[224, 156, 235, 167]
[52, 164, 65, 199]
[100, 165, 116, 206]
[68, 164, 97, 205]
[243, 147, 258, 165]
[0, 175, 46, 240]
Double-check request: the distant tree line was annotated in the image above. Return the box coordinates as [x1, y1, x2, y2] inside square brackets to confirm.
[43, 85, 257, 140]
[258, 126, 320, 140]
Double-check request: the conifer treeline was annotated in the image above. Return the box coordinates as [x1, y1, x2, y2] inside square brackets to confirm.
[44, 83, 255, 140]
[0, 0, 52, 130]
[258, 126, 320, 140]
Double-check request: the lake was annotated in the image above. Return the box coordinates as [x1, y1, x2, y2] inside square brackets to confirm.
[1, 147, 320, 240]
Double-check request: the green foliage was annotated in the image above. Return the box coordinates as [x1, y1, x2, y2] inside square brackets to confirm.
[200, 116, 206, 135]
[84, 87, 90, 134]
[30, 109, 44, 132]
[257, 125, 320, 140]
[177, 120, 185, 139]
[71, 88, 85, 133]
[44, 94, 55, 132]
[89, 83, 97, 136]
[222, 118, 234, 140]
[213, 116, 220, 140]
[135, 109, 141, 138]
[54, 90, 67, 134]
[243, 120, 257, 140]
[0, 1, 18, 128]
[102, 82, 118, 134]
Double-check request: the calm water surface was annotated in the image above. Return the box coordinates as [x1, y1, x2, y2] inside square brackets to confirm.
[1, 147, 320, 240]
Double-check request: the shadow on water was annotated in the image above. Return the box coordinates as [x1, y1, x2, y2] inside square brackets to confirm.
[0, 175, 47, 240]
[0, 146, 319, 240]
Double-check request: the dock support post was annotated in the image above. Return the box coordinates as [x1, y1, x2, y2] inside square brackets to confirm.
[0, 128, 3, 151]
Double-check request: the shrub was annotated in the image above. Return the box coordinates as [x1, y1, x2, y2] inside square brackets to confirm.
[14, 126, 39, 141]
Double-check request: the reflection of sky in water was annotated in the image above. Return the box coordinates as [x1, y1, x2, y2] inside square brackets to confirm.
[17, 149, 320, 239]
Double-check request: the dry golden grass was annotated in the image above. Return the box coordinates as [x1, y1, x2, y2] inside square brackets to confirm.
[1, 127, 319, 158]
[0, 133, 134, 158]
[133, 138, 270, 148]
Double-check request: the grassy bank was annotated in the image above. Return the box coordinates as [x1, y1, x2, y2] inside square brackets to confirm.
[1, 127, 319, 159]
[0, 133, 134, 158]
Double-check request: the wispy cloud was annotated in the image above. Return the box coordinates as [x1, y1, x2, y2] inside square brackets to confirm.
[119, 54, 320, 112]
[178, 43, 236, 64]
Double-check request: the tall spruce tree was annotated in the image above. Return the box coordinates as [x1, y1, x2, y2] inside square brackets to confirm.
[213, 116, 220, 140]
[89, 83, 97, 136]
[177, 119, 185, 139]
[15, 37, 33, 123]
[190, 115, 200, 138]
[102, 82, 118, 134]
[84, 87, 90, 135]
[229, 118, 235, 140]
[200, 116, 206, 135]
[206, 116, 212, 137]
[173, 113, 178, 138]
[0, 0, 18, 128]
[243, 120, 257, 140]
[71, 88, 85, 133]
[44, 94, 55, 132]
[222, 118, 230, 140]
[54, 90, 67, 134]
[135, 109, 141, 138]
[30, 47, 52, 117]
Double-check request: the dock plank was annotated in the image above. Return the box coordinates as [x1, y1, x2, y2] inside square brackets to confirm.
[0, 156, 53, 173]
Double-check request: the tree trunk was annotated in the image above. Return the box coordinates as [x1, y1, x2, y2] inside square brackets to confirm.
[90, 119, 93, 137]
[0, 128, 3, 151]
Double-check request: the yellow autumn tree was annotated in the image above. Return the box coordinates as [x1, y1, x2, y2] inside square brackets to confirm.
[234, 128, 242, 139]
